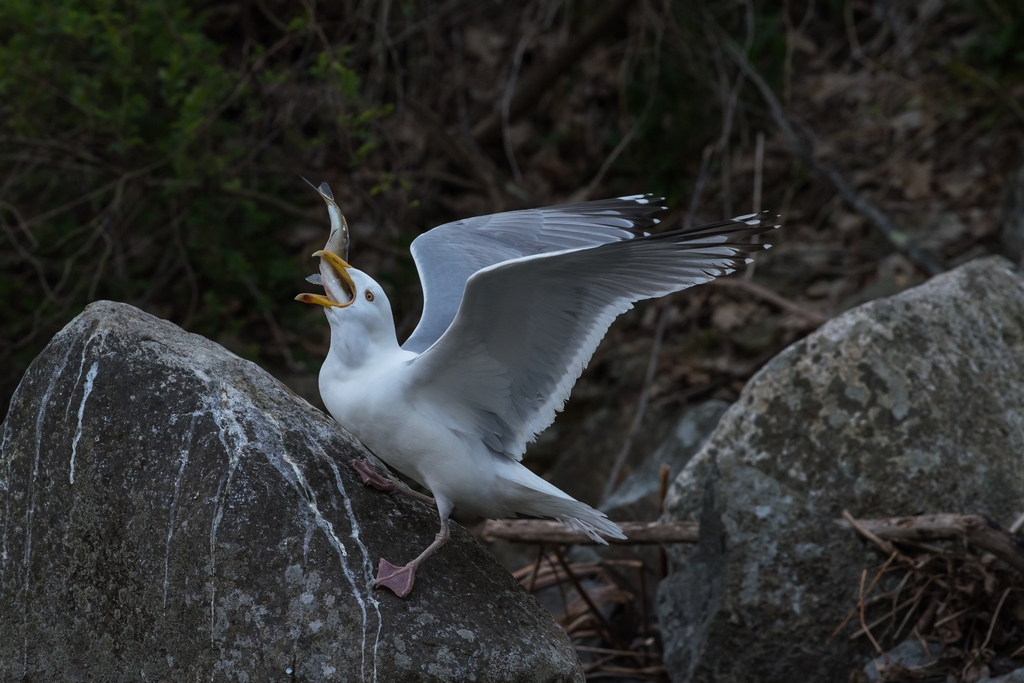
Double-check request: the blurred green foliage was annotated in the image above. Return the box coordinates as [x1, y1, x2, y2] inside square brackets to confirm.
[955, 0, 1024, 78]
[2, 0, 1022, 421]
[0, 0, 388, 411]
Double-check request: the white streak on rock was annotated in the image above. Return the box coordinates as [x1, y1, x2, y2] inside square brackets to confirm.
[208, 388, 246, 653]
[69, 362, 98, 485]
[163, 412, 198, 609]
[328, 459, 382, 683]
[260, 422, 375, 682]
[274, 447, 373, 680]
[24, 340, 74, 675]
[1, 371, 30, 565]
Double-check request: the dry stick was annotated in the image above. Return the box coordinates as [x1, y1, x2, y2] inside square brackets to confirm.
[745, 130, 765, 281]
[580, 654, 617, 674]
[526, 544, 545, 593]
[602, 303, 675, 503]
[573, 14, 664, 203]
[472, 0, 637, 143]
[241, 275, 303, 372]
[859, 569, 886, 655]
[720, 37, 946, 276]
[657, 463, 671, 579]
[252, 0, 289, 32]
[893, 578, 934, 642]
[548, 552, 571, 620]
[842, 510, 898, 556]
[837, 513, 1024, 573]
[23, 159, 166, 229]
[889, 569, 913, 637]
[501, 30, 533, 183]
[553, 548, 626, 650]
[1010, 511, 1024, 534]
[685, 145, 715, 230]
[481, 519, 699, 544]
[933, 605, 972, 628]
[501, 1, 564, 184]
[715, 68, 744, 219]
[710, 278, 828, 325]
[849, 592, 923, 640]
[984, 587, 1016, 651]
[845, 551, 900, 640]
[407, 100, 505, 210]
[637, 563, 650, 644]
[830, 587, 901, 642]
[574, 645, 660, 659]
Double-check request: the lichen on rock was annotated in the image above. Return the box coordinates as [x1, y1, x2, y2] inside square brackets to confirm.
[658, 256, 1024, 683]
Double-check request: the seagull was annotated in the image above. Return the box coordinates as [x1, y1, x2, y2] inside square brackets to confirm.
[296, 181, 777, 597]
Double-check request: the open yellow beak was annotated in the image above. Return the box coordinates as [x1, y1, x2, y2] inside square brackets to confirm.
[295, 250, 357, 308]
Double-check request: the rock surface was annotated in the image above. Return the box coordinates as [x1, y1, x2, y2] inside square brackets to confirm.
[0, 301, 582, 682]
[601, 400, 729, 521]
[862, 640, 942, 682]
[658, 256, 1024, 683]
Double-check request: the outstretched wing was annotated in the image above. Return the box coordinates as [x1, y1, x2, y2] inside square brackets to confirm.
[402, 196, 664, 353]
[404, 213, 779, 461]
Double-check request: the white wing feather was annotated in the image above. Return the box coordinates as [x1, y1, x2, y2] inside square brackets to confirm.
[403, 196, 663, 353]
[404, 215, 778, 461]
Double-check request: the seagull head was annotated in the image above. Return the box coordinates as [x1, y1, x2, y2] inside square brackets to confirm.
[295, 249, 399, 354]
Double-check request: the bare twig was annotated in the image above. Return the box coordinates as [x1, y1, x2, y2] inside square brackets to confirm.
[554, 548, 626, 649]
[718, 33, 946, 276]
[526, 544, 545, 593]
[842, 510, 898, 556]
[836, 513, 1024, 573]
[573, 10, 663, 202]
[408, 100, 506, 209]
[602, 302, 675, 502]
[574, 645, 660, 659]
[1009, 511, 1024, 534]
[23, 160, 165, 228]
[711, 277, 828, 325]
[472, 0, 637, 144]
[501, 3, 563, 183]
[745, 130, 765, 281]
[481, 519, 699, 544]
[859, 568, 886, 655]
[241, 275, 304, 373]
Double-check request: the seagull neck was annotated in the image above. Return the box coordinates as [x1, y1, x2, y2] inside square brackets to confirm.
[325, 323, 404, 374]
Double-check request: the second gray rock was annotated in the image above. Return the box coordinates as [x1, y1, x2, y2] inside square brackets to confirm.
[658, 256, 1024, 682]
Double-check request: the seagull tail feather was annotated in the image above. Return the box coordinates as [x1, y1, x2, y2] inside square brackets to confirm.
[501, 478, 626, 544]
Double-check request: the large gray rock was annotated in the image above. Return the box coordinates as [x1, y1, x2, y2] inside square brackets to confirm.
[0, 301, 582, 682]
[658, 256, 1024, 683]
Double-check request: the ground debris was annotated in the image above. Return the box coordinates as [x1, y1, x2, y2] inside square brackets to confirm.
[838, 514, 1024, 683]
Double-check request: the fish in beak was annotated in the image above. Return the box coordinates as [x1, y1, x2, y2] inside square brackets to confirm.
[296, 179, 355, 308]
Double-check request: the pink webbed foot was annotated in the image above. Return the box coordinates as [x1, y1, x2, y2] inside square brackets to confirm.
[350, 459, 397, 493]
[375, 558, 417, 598]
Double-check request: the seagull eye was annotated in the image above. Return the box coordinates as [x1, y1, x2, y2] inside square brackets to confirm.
[365, 290, 375, 302]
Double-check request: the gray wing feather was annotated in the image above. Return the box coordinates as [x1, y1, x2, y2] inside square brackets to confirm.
[405, 213, 778, 461]
[403, 196, 664, 353]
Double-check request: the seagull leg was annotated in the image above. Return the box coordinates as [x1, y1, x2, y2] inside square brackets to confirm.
[375, 502, 452, 598]
[350, 458, 435, 507]
[350, 458, 398, 492]
[375, 521, 450, 598]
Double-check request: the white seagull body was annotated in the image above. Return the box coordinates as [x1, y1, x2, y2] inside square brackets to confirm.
[297, 185, 776, 596]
